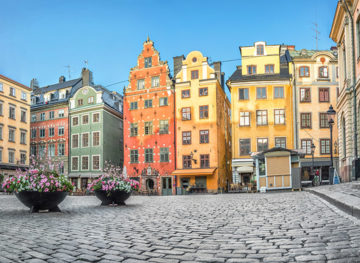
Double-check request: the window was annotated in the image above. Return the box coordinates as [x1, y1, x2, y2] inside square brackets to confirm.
[93, 132, 100, 146]
[58, 109, 64, 118]
[300, 113, 312, 129]
[319, 88, 330, 102]
[48, 144, 55, 157]
[239, 139, 251, 156]
[130, 101, 138, 110]
[182, 89, 190, 98]
[247, 65, 256, 75]
[152, 76, 159, 87]
[21, 110, 26, 122]
[265, 64, 274, 73]
[93, 156, 100, 170]
[72, 134, 79, 148]
[191, 70, 199, 79]
[183, 155, 192, 168]
[0, 82, 2, 92]
[40, 112, 45, 121]
[137, 79, 145, 90]
[40, 128, 45, 138]
[8, 151, 15, 164]
[256, 44, 264, 55]
[20, 152, 26, 164]
[82, 156, 89, 170]
[20, 131, 26, 144]
[39, 145, 45, 158]
[320, 113, 329, 128]
[182, 107, 191, 120]
[240, 112, 250, 126]
[182, 131, 191, 145]
[144, 99, 153, 108]
[30, 145, 37, 156]
[159, 120, 169, 134]
[320, 139, 331, 154]
[49, 127, 55, 137]
[145, 57, 152, 68]
[145, 148, 153, 163]
[49, 111, 54, 120]
[58, 143, 65, 156]
[274, 87, 284, 98]
[10, 87, 15, 97]
[21, 91, 27, 101]
[93, 113, 100, 123]
[319, 66, 328, 78]
[82, 115, 89, 125]
[300, 88, 311, 102]
[82, 133, 89, 147]
[130, 150, 139, 163]
[239, 88, 249, 100]
[0, 101, 3, 115]
[58, 126, 64, 136]
[77, 99, 83, 106]
[160, 148, 169, 162]
[299, 66, 310, 77]
[88, 96, 94, 104]
[257, 138, 269, 152]
[256, 110, 267, 125]
[9, 106, 15, 119]
[159, 97, 168, 106]
[31, 114, 36, 122]
[275, 137, 286, 148]
[144, 122, 153, 135]
[130, 123, 138, 136]
[274, 109, 285, 125]
[9, 128, 15, 142]
[200, 130, 209, 144]
[301, 139, 312, 155]
[72, 116, 79, 126]
[0, 125, 2, 140]
[256, 87, 267, 99]
[199, 87, 208, 96]
[199, 105, 209, 119]
[200, 154, 210, 168]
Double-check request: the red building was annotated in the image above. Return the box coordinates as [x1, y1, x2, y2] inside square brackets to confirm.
[124, 38, 175, 195]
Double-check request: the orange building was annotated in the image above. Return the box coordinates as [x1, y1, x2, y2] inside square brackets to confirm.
[123, 38, 175, 195]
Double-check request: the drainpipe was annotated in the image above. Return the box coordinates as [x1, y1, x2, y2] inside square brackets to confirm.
[342, 0, 358, 160]
[292, 61, 299, 150]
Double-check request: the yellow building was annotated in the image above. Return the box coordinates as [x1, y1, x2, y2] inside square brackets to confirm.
[0, 74, 32, 180]
[172, 51, 231, 194]
[227, 42, 294, 185]
[290, 49, 339, 184]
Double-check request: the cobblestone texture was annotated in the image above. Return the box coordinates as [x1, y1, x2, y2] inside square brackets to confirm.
[0, 192, 360, 262]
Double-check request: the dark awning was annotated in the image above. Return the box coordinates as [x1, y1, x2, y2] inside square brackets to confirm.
[301, 161, 331, 167]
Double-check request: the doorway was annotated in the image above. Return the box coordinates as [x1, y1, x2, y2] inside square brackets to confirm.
[161, 177, 172, 195]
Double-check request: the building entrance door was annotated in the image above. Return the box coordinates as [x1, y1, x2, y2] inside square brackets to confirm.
[161, 177, 172, 195]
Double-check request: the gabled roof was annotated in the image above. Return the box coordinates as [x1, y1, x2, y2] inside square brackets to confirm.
[0, 74, 31, 91]
[32, 78, 82, 95]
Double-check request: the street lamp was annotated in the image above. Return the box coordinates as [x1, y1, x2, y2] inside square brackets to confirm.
[311, 143, 316, 180]
[327, 105, 336, 184]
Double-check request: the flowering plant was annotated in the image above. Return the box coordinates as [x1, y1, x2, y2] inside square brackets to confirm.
[1, 156, 73, 193]
[87, 162, 139, 193]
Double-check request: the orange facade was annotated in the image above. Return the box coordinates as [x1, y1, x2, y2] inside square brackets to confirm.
[123, 39, 175, 195]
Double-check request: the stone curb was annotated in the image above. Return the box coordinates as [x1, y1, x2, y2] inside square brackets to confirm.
[307, 189, 360, 220]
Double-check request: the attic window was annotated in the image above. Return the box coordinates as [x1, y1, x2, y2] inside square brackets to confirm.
[192, 57, 197, 63]
[256, 44, 264, 55]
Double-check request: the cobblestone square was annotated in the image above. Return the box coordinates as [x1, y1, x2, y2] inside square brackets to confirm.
[1, 192, 360, 262]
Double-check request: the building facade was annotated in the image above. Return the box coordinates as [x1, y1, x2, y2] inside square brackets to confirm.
[172, 51, 231, 194]
[0, 74, 32, 180]
[123, 38, 175, 195]
[290, 49, 339, 183]
[330, 0, 360, 181]
[68, 68, 123, 190]
[227, 42, 294, 185]
[30, 76, 82, 175]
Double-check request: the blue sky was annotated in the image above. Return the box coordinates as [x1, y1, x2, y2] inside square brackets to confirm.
[0, 0, 336, 97]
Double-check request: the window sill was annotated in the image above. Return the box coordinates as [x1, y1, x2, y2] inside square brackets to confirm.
[300, 127, 312, 129]
[319, 101, 330, 103]
[300, 101, 311, 103]
[317, 78, 330, 82]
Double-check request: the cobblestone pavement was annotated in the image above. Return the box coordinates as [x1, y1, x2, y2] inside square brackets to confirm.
[0, 192, 360, 263]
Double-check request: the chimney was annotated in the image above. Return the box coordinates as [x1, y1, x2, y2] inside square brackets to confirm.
[213, 61, 222, 86]
[81, 68, 93, 86]
[173, 55, 184, 78]
[59, 76, 66, 83]
[287, 45, 295, 51]
[30, 78, 39, 90]
[331, 46, 338, 51]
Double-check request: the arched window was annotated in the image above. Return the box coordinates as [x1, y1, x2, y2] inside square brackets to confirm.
[299, 66, 310, 77]
[342, 117, 346, 157]
[256, 44, 264, 55]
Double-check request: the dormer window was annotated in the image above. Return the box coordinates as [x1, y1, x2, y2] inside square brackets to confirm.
[247, 65, 257, 75]
[50, 93, 56, 100]
[31, 97, 36, 105]
[145, 57, 152, 68]
[256, 44, 264, 55]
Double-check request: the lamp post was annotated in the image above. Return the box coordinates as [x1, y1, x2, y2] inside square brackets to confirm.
[311, 143, 316, 180]
[327, 105, 336, 184]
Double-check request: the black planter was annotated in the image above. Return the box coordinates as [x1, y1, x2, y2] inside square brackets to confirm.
[94, 190, 131, 206]
[15, 191, 68, 213]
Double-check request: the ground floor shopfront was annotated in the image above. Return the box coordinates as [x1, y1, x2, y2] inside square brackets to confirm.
[68, 172, 102, 191]
[0, 164, 28, 189]
[231, 159, 254, 185]
[300, 157, 339, 185]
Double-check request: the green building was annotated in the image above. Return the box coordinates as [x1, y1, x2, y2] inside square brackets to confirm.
[68, 68, 123, 189]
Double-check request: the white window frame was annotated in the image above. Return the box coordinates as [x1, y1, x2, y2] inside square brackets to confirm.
[8, 150, 15, 164]
[151, 76, 160, 87]
[81, 114, 89, 125]
[240, 112, 250, 126]
[81, 155, 90, 171]
[58, 126, 65, 136]
[274, 109, 285, 125]
[71, 156, 79, 171]
[72, 133, 79, 148]
[20, 130, 26, 144]
[92, 155, 101, 170]
[21, 91, 27, 101]
[92, 112, 100, 123]
[58, 143, 65, 156]
[40, 112, 45, 121]
[72, 116, 79, 126]
[81, 132, 90, 148]
[58, 109, 65, 118]
[48, 144, 55, 157]
[92, 131, 100, 147]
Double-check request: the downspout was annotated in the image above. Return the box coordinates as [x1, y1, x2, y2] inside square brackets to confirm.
[292, 62, 298, 150]
[342, 0, 358, 159]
